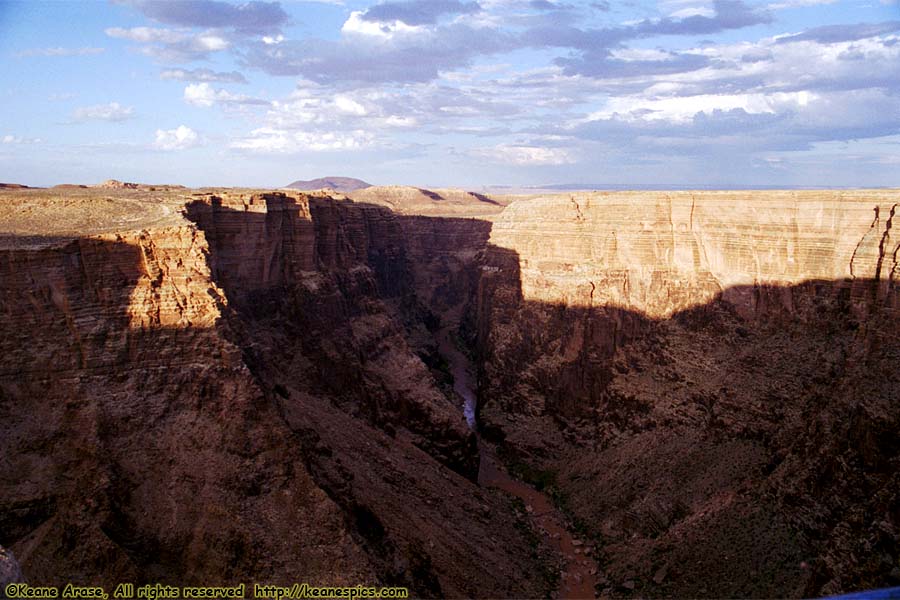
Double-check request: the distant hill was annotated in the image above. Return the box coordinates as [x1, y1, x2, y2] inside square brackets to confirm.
[486, 183, 870, 193]
[285, 176, 371, 192]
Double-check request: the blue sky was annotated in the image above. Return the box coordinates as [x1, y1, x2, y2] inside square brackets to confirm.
[1, 0, 899, 188]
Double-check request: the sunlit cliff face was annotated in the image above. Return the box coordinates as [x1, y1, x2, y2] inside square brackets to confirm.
[488, 191, 898, 319]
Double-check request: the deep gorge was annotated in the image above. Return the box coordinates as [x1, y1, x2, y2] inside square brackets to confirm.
[1, 188, 898, 598]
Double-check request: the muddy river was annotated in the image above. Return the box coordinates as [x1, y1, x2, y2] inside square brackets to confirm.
[437, 326, 599, 599]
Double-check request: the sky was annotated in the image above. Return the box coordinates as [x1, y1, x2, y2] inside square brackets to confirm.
[0, 0, 899, 188]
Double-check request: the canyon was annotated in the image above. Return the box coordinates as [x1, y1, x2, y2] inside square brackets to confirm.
[0, 185, 898, 598]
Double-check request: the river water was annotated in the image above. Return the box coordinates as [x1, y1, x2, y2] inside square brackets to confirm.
[436, 326, 599, 599]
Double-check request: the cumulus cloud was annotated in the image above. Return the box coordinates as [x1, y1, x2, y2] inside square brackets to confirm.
[334, 95, 367, 115]
[160, 68, 247, 83]
[154, 125, 200, 150]
[230, 127, 375, 153]
[183, 83, 269, 107]
[475, 144, 576, 165]
[244, 19, 515, 83]
[105, 26, 230, 62]
[108, 1, 291, 64]
[123, 0, 288, 34]
[644, 0, 772, 35]
[361, 0, 482, 26]
[184, 83, 218, 107]
[775, 20, 900, 43]
[102, 0, 900, 182]
[585, 91, 815, 124]
[73, 102, 134, 122]
[241, 0, 771, 85]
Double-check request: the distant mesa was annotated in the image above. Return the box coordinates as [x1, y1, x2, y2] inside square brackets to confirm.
[95, 179, 139, 189]
[285, 176, 372, 193]
[0, 183, 30, 189]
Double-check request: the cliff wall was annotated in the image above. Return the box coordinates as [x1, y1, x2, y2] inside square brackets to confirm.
[476, 190, 900, 597]
[0, 226, 375, 587]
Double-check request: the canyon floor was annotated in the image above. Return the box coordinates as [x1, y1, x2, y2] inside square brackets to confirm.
[1, 184, 898, 598]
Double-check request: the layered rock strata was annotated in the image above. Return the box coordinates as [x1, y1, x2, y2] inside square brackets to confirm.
[0, 225, 374, 587]
[476, 190, 900, 597]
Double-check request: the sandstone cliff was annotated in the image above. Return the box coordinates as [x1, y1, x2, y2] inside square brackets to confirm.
[0, 224, 376, 587]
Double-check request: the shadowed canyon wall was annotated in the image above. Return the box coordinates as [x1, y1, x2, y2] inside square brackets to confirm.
[476, 191, 899, 597]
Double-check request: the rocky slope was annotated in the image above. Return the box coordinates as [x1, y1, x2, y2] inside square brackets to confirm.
[476, 190, 900, 597]
[0, 545, 24, 585]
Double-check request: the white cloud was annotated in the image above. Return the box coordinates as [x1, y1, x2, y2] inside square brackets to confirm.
[611, 48, 680, 61]
[382, 115, 418, 128]
[105, 27, 230, 62]
[196, 35, 229, 51]
[767, 0, 837, 9]
[2, 135, 41, 144]
[586, 91, 815, 124]
[184, 83, 217, 107]
[230, 127, 375, 153]
[154, 125, 200, 150]
[475, 144, 576, 165]
[334, 95, 368, 115]
[661, 0, 716, 19]
[340, 10, 427, 40]
[73, 102, 134, 122]
[106, 27, 186, 44]
[160, 68, 246, 84]
[183, 83, 269, 108]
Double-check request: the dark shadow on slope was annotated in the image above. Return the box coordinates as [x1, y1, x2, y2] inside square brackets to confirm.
[0, 230, 381, 588]
[467, 191, 502, 206]
[183, 193, 487, 481]
[415, 188, 445, 202]
[473, 238, 900, 599]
